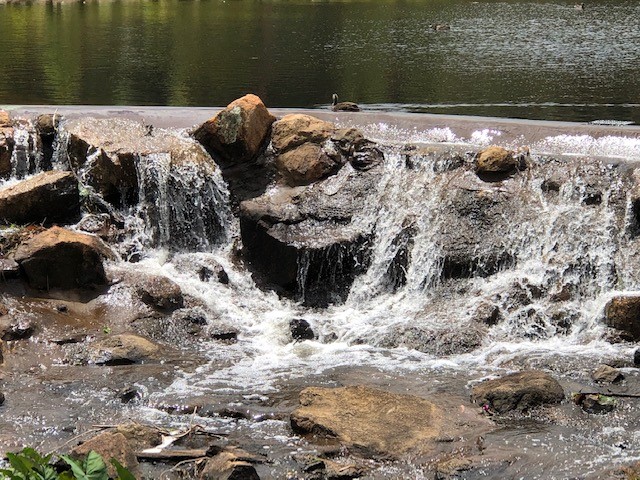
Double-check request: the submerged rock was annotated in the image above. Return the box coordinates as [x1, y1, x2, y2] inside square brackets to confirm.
[290, 385, 492, 458]
[471, 370, 565, 413]
[88, 333, 161, 365]
[605, 295, 640, 340]
[0, 171, 80, 225]
[290, 318, 315, 341]
[13, 226, 115, 290]
[194, 94, 275, 164]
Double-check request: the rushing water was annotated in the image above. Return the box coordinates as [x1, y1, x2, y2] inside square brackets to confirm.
[1, 0, 640, 123]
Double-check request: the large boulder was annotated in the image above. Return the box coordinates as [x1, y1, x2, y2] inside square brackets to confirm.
[275, 142, 343, 186]
[271, 114, 334, 152]
[13, 226, 115, 289]
[605, 295, 640, 340]
[0, 123, 13, 179]
[471, 370, 565, 413]
[193, 94, 275, 164]
[0, 171, 80, 225]
[290, 385, 492, 458]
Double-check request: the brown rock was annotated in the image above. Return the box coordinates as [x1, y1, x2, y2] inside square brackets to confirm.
[290, 385, 492, 458]
[193, 94, 275, 164]
[71, 431, 139, 478]
[88, 333, 160, 365]
[605, 295, 640, 340]
[200, 450, 260, 480]
[476, 146, 516, 174]
[13, 226, 115, 290]
[0, 171, 80, 225]
[35, 113, 60, 137]
[271, 114, 335, 153]
[471, 370, 564, 413]
[276, 142, 343, 186]
[592, 364, 624, 384]
[0, 110, 10, 127]
[114, 423, 163, 451]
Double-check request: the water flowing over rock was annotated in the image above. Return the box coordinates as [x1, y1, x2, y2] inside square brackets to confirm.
[290, 385, 493, 458]
[471, 371, 565, 413]
[0, 171, 79, 225]
[87, 333, 161, 365]
[193, 94, 275, 164]
[0, 113, 13, 178]
[13, 226, 115, 289]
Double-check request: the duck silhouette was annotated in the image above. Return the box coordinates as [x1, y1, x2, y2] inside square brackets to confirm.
[331, 94, 360, 112]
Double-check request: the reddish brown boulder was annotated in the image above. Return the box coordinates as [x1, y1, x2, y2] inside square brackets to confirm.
[0, 110, 10, 127]
[476, 146, 516, 174]
[275, 142, 343, 186]
[271, 114, 335, 152]
[605, 295, 640, 340]
[193, 94, 275, 164]
[13, 226, 115, 289]
[0, 171, 80, 225]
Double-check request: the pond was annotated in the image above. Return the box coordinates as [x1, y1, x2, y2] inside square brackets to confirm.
[0, 0, 639, 122]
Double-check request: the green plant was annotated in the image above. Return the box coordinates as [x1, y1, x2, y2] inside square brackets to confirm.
[0, 449, 136, 480]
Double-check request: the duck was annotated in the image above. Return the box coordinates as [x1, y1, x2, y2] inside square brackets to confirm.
[430, 23, 451, 31]
[574, 3, 584, 10]
[331, 94, 360, 112]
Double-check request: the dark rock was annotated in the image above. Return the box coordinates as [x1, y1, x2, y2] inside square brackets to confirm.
[76, 213, 118, 240]
[471, 370, 565, 413]
[118, 386, 143, 404]
[55, 304, 68, 313]
[573, 393, 616, 414]
[13, 226, 115, 290]
[591, 364, 624, 383]
[377, 323, 485, 356]
[199, 264, 230, 285]
[35, 113, 60, 137]
[0, 317, 34, 341]
[209, 325, 239, 343]
[70, 431, 140, 478]
[290, 318, 315, 341]
[634, 349, 640, 367]
[194, 94, 275, 165]
[605, 295, 640, 340]
[0, 127, 13, 179]
[381, 219, 416, 292]
[0, 171, 80, 225]
[88, 333, 160, 365]
[115, 423, 163, 451]
[473, 302, 502, 326]
[0, 391, 4, 405]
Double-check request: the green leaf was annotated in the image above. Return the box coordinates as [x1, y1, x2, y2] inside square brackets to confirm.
[60, 455, 89, 480]
[110, 459, 137, 480]
[83, 451, 108, 480]
[5, 453, 31, 477]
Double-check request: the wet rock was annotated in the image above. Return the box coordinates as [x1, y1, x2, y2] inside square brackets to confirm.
[239, 165, 378, 306]
[0, 316, 34, 341]
[475, 146, 516, 175]
[591, 364, 624, 383]
[471, 370, 565, 413]
[0, 171, 80, 225]
[76, 213, 118, 240]
[378, 323, 485, 356]
[0, 340, 4, 364]
[605, 295, 640, 340]
[573, 393, 616, 414]
[13, 226, 115, 290]
[172, 255, 230, 285]
[295, 454, 366, 479]
[0, 127, 13, 179]
[199, 450, 261, 480]
[209, 324, 239, 343]
[472, 302, 503, 326]
[332, 128, 384, 172]
[114, 423, 163, 451]
[199, 263, 229, 284]
[194, 94, 275, 164]
[290, 318, 315, 341]
[0, 259, 19, 279]
[0, 391, 4, 405]
[88, 333, 161, 365]
[381, 219, 416, 292]
[35, 113, 60, 137]
[290, 385, 493, 458]
[70, 431, 140, 478]
[634, 348, 640, 367]
[134, 274, 184, 312]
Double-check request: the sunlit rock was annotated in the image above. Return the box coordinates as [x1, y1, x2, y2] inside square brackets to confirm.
[271, 114, 334, 152]
[70, 431, 140, 478]
[0, 171, 79, 225]
[291, 385, 493, 458]
[591, 364, 624, 384]
[88, 333, 161, 365]
[193, 94, 275, 164]
[475, 146, 516, 175]
[471, 370, 564, 413]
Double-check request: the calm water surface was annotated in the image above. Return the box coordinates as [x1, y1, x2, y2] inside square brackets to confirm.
[1, 0, 639, 123]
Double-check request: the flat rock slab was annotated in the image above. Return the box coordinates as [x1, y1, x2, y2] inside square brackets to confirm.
[290, 385, 492, 458]
[0, 171, 79, 225]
